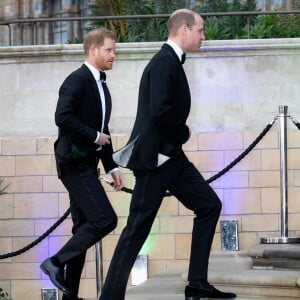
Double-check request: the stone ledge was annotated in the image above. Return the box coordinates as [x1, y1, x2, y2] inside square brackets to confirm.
[247, 242, 300, 269]
[1, 38, 300, 61]
[248, 242, 300, 258]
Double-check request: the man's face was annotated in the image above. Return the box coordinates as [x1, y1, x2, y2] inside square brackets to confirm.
[92, 37, 116, 71]
[185, 15, 205, 52]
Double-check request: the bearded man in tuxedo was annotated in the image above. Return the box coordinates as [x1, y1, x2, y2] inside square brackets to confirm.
[40, 28, 123, 300]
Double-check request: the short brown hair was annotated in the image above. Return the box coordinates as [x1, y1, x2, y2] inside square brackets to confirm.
[167, 9, 197, 36]
[83, 28, 116, 55]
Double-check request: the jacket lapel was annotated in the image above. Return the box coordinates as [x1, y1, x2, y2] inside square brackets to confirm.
[103, 81, 112, 130]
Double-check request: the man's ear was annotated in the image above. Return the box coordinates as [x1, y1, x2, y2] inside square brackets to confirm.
[181, 24, 190, 36]
[89, 44, 96, 56]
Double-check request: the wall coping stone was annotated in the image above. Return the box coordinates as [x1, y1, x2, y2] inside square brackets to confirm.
[1, 38, 300, 62]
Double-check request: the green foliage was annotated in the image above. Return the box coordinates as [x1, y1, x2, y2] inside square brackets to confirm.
[90, 0, 192, 42]
[247, 1, 300, 39]
[122, 1, 168, 42]
[0, 288, 11, 300]
[204, 17, 231, 40]
[234, 14, 274, 39]
[0, 177, 9, 195]
[194, 0, 299, 40]
[90, 0, 128, 42]
[68, 0, 300, 42]
[248, 15, 273, 39]
[194, 0, 258, 40]
[67, 37, 83, 44]
[195, 0, 229, 13]
[266, 2, 300, 38]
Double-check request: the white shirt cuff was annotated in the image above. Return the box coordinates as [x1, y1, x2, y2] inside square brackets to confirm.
[108, 167, 119, 174]
[95, 131, 100, 143]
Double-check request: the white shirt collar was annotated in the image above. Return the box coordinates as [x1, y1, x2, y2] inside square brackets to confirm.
[166, 39, 184, 62]
[84, 61, 101, 81]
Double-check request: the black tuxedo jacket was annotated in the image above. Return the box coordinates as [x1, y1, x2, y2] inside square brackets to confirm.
[115, 43, 191, 171]
[54, 64, 117, 175]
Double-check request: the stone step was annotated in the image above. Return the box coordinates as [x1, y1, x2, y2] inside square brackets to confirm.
[126, 270, 300, 300]
[126, 250, 300, 299]
[209, 267, 300, 298]
[208, 250, 300, 298]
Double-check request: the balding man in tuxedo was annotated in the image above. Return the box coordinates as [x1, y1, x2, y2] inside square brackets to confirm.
[100, 9, 236, 300]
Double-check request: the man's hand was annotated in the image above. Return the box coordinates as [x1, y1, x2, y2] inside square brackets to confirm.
[111, 169, 124, 191]
[96, 132, 111, 146]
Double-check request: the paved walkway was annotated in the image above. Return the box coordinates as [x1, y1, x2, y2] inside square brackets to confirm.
[126, 271, 299, 300]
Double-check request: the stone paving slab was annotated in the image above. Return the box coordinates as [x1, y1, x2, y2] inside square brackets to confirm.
[125, 272, 299, 300]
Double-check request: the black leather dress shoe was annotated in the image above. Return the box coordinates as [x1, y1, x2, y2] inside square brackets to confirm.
[185, 284, 236, 299]
[40, 258, 71, 296]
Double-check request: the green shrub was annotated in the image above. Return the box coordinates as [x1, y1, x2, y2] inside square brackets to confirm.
[194, 0, 257, 40]
[0, 177, 9, 196]
[247, 15, 274, 39]
[204, 16, 231, 40]
[0, 288, 11, 300]
[65, 0, 299, 42]
[267, 12, 300, 38]
[67, 37, 83, 44]
[0, 177, 9, 195]
[88, 0, 191, 42]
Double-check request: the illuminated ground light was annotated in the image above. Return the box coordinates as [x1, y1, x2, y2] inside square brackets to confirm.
[131, 254, 148, 286]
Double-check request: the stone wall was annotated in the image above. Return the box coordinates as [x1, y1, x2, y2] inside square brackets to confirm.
[0, 39, 300, 300]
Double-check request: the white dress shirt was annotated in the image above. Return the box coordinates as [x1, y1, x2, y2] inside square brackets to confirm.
[84, 62, 118, 174]
[84, 61, 106, 137]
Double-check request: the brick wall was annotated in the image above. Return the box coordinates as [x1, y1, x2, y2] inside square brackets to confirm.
[1, 128, 300, 299]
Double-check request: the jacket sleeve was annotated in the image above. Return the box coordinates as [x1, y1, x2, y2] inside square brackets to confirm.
[55, 72, 98, 143]
[100, 142, 118, 173]
[148, 57, 190, 145]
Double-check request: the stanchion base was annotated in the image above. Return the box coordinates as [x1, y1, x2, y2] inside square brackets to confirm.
[260, 236, 300, 244]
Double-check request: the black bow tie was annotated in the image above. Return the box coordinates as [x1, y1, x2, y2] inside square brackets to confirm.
[181, 53, 186, 64]
[100, 71, 106, 82]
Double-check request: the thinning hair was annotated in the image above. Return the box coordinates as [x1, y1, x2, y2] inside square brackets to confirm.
[83, 28, 116, 55]
[167, 9, 197, 36]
